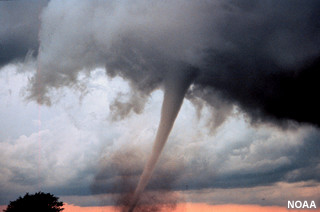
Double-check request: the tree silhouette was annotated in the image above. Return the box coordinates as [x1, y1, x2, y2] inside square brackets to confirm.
[3, 192, 64, 212]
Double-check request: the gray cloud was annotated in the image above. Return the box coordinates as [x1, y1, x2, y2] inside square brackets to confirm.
[21, 0, 320, 128]
[1, 0, 320, 126]
[91, 118, 320, 194]
[0, 0, 47, 66]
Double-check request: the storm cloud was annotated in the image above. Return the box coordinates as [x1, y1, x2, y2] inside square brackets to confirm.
[1, 0, 320, 126]
[1, 0, 320, 208]
[25, 0, 320, 128]
[0, 0, 47, 66]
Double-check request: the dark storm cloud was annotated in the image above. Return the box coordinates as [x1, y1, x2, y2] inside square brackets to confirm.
[0, 0, 319, 126]
[20, 0, 319, 127]
[0, 0, 47, 66]
[191, 0, 320, 126]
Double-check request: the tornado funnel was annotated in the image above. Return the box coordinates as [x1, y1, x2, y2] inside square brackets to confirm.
[125, 69, 195, 212]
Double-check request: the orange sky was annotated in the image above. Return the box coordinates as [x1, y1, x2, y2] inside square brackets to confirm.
[60, 203, 320, 212]
[1, 203, 319, 212]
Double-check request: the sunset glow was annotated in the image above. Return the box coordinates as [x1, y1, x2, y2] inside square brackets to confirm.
[62, 203, 320, 212]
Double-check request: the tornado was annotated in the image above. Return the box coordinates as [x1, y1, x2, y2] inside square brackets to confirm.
[125, 69, 195, 212]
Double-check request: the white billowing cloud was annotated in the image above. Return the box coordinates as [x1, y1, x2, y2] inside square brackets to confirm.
[158, 108, 318, 187]
[1, 64, 320, 206]
[0, 65, 134, 202]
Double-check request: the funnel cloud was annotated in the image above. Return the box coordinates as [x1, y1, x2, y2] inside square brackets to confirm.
[124, 69, 195, 211]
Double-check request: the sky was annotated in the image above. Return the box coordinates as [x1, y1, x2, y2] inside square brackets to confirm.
[1, 0, 320, 211]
